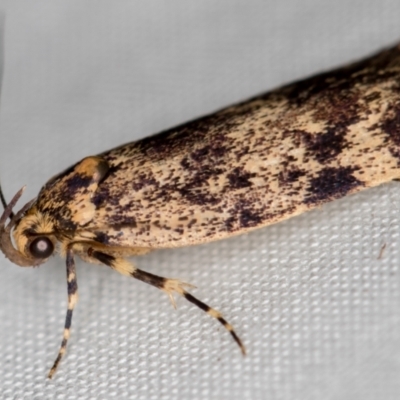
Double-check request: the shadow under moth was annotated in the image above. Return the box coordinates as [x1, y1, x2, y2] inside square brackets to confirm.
[1, 42, 400, 378]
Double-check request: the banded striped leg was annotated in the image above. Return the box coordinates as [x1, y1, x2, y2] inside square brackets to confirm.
[48, 248, 78, 378]
[89, 249, 246, 355]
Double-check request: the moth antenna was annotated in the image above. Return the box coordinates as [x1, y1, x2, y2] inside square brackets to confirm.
[0, 14, 10, 218]
[0, 11, 5, 98]
[0, 183, 14, 220]
[0, 187, 40, 267]
[0, 185, 25, 227]
[87, 249, 246, 355]
[48, 248, 78, 379]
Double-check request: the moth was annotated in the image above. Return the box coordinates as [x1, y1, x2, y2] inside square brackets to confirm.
[1, 42, 400, 378]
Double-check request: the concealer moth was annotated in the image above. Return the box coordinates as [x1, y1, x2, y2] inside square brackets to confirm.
[1, 42, 400, 378]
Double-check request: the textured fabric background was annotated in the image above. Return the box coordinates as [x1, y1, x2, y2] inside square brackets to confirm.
[0, 1, 400, 399]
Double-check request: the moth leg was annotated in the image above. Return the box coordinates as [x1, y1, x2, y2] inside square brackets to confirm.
[48, 247, 78, 379]
[88, 249, 246, 355]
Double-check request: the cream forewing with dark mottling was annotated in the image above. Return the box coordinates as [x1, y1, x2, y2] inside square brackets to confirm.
[37, 44, 400, 249]
[2, 43, 400, 378]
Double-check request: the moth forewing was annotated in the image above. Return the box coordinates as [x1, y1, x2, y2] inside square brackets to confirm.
[1, 43, 400, 378]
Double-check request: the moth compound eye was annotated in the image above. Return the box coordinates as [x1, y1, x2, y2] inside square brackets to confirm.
[29, 236, 54, 259]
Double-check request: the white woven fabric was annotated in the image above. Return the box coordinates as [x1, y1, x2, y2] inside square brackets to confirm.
[1, 1, 400, 399]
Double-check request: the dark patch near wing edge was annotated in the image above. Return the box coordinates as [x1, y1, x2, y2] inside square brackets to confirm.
[305, 166, 362, 204]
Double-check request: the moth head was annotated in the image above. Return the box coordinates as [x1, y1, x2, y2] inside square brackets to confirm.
[0, 186, 56, 267]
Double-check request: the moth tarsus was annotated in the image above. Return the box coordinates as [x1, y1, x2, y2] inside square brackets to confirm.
[2, 42, 400, 377]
